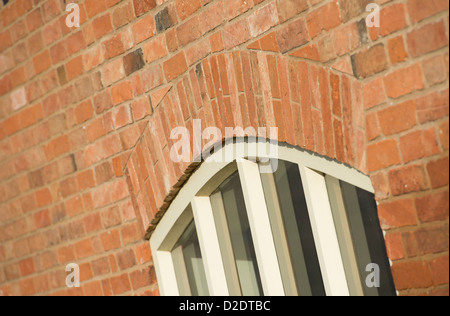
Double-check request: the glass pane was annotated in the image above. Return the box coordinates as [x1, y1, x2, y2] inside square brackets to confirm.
[340, 181, 396, 296]
[212, 172, 264, 296]
[172, 220, 209, 296]
[261, 160, 326, 296]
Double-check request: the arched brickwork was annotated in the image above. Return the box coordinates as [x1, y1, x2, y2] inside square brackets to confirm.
[0, 0, 448, 296]
[123, 51, 366, 235]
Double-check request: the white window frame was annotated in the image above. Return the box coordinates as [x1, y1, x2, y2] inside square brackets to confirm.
[150, 142, 374, 296]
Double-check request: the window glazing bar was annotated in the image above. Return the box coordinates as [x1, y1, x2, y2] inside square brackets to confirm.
[192, 196, 230, 296]
[237, 159, 285, 296]
[298, 166, 350, 296]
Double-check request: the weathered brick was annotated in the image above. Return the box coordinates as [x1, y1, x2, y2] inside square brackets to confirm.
[388, 165, 429, 196]
[123, 49, 145, 76]
[351, 44, 388, 78]
[155, 7, 174, 33]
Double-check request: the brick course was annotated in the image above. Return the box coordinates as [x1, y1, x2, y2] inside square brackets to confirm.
[0, 0, 448, 296]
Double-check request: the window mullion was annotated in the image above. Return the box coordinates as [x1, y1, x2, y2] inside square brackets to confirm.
[237, 159, 285, 296]
[192, 197, 230, 296]
[325, 176, 365, 296]
[153, 250, 181, 296]
[298, 165, 350, 296]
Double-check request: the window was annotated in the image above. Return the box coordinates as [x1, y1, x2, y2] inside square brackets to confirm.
[150, 142, 396, 296]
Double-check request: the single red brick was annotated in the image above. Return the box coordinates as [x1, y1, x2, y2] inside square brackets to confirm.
[33, 50, 52, 75]
[121, 221, 141, 245]
[74, 238, 95, 260]
[416, 89, 449, 124]
[429, 255, 450, 286]
[75, 100, 94, 125]
[112, 2, 135, 29]
[364, 77, 386, 109]
[163, 51, 188, 82]
[422, 54, 449, 86]
[177, 16, 202, 48]
[34, 209, 51, 228]
[116, 249, 137, 270]
[416, 224, 449, 256]
[277, 0, 309, 23]
[378, 198, 418, 230]
[42, 0, 61, 22]
[400, 128, 440, 163]
[92, 14, 113, 39]
[378, 100, 417, 136]
[111, 81, 133, 106]
[176, 0, 202, 21]
[18, 258, 35, 277]
[85, 0, 107, 18]
[391, 261, 433, 290]
[143, 35, 168, 64]
[416, 190, 449, 223]
[133, 0, 156, 17]
[86, 118, 106, 142]
[427, 157, 450, 189]
[92, 257, 111, 276]
[84, 280, 103, 296]
[407, 0, 449, 23]
[276, 18, 309, 53]
[65, 56, 84, 81]
[407, 20, 448, 58]
[102, 59, 125, 87]
[66, 31, 86, 55]
[110, 273, 131, 295]
[384, 64, 424, 99]
[135, 242, 152, 264]
[35, 188, 53, 207]
[100, 229, 121, 251]
[388, 164, 429, 196]
[130, 268, 152, 290]
[200, 1, 225, 35]
[103, 34, 125, 59]
[351, 44, 388, 79]
[387, 35, 408, 65]
[132, 15, 156, 44]
[26, 8, 43, 33]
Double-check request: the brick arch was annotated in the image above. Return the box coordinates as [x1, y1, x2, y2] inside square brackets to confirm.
[117, 0, 450, 295]
[123, 49, 366, 237]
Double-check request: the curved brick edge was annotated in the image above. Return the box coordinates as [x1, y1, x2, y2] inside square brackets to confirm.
[122, 50, 365, 238]
[123, 46, 449, 296]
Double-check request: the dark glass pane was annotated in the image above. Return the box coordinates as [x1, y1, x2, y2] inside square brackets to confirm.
[340, 181, 396, 296]
[262, 160, 326, 296]
[356, 187, 397, 296]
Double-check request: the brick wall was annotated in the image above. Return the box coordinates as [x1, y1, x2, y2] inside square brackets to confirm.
[0, 0, 448, 296]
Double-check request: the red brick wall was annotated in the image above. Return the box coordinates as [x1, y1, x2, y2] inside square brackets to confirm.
[0, 0, 448, 296]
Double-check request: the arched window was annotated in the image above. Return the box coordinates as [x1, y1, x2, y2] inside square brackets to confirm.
[150, 141, 396, 296]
